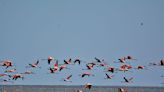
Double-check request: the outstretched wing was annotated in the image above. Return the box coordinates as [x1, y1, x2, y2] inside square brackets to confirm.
[67, 75, 72, 79]
[105, 73, 110, 78]
[35, 60, 39, 65]
[95, 57, 101, 63]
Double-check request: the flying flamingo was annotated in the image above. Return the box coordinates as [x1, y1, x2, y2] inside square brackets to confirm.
[64, 58, 72, 65]
[123, 77, 133, 83]
[126, 56, 137, 60]
[59, 64, 70, 71]
[26, 60, 40, 68]
[105, 73, 114, 79]
[80, 72, 94, 78]
[63, 74, 72, 82]
[135, 65, 148, 70]
[74, 59, 81, 65]
[114, 57, 126, 63]
[0, 60, 13, 68]
[95, 57, 104, 63]
[9, 74, 24, 80]
[48, 60, 59, 73]
[106, 67, 115, 73]
[118, 64, 132, 72]
[41, 56, 55, 65]
[83, 63, 95, 70]
[0, 73, 8, 77]
[5, 68, 16, 73]
[21, 70, 34, 74]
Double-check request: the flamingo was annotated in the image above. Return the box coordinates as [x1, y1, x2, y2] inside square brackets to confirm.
[64, 58, 72, 65]
[114, 57, 126, 63]
[63, 74, 72, 82]
[126, 56, 136, 60]
[0, 73, 8, 77]
[74, 59, 81, 65]
[136, 65, 146, 70]
[5, 68, 16, 73]
[0, 60, 13, 68]
[77, 89, 83, 92]
[118, 64, 132, 72]
[80, 72, 94, 78]
[106, 67, 115, 73]
[49, 67, 55, 73]
[41, 56, 55, 65]
[9, 74, 24, 80]
[21, 70, 34, 74]
[84, 83, 92, 90]
[160, 59, 164, 66]
[54, 60, 59, 71]
[26, 60, 40, 68]
[123, 77, 133, 83]
[95, 57, 104, 63]
[48, 60, 59, 73]
[84, 63, 95, 70]
[99, 62, 108, 67]
[119, 88, 127, 92]
[59, 64, 69, 71]
[105, 73, 114, 79]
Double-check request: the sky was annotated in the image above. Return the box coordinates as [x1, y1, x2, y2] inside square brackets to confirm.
[0, 0, 164, 86]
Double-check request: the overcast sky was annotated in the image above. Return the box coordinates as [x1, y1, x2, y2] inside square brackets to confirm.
[0, 0, 164, 86]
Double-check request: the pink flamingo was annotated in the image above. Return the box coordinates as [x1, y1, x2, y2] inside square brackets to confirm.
[21, 70, 34, 74]
[80, 72, 94, 78]
[84, 83, 92, 90]
[0, 60, 13, 68]
[9, 74, 24, 80]
[64, 58, 72, 65]
[0, 73, 8, 77]
[106, 67, 115, 73]
[26, 60, 40, 68]
[48, 60, 59, 73]
[5, 68, 16, 73]
[74, 59, 81, 65]
[119, 88, 127, 92]
[42, 56, 55, 65]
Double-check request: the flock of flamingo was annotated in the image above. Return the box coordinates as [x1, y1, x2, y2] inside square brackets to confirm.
[0, 56, 164, 92]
